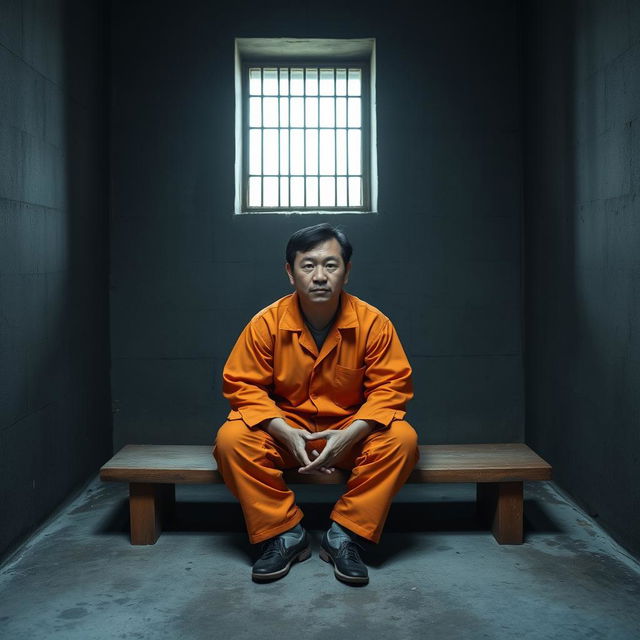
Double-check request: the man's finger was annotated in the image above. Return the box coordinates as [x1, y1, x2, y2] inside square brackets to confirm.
[296, 446, 313, 467]
[297, 458, 331, 474]
[299, 448, 334, 473]
[310, 446, 332, 466]
[298, 467, 331, 475]
[304, 430, 333, 441]
[318, 465, 335, 474]
[309, 452, 333, 474]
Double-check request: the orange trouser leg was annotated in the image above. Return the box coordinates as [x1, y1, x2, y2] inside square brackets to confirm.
[213, 420, 304, 544]
[330, 420, 419, 543]
[213, 419, 419, 545]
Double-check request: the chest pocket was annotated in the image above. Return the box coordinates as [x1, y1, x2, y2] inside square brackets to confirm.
[331, 364, 366, 409]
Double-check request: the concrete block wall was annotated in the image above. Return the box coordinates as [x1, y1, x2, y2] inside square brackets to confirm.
[0, 0, 111, 559]
[2, 0, 638, 564]
[524, 0, 640, 556]
[110, 0, 524, 449]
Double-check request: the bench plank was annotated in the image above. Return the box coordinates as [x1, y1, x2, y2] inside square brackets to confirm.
[101, 445, 223, 484]
[100, 443, 552, 484]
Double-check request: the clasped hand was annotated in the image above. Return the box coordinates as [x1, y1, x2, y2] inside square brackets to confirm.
[265, 418, 374, 476]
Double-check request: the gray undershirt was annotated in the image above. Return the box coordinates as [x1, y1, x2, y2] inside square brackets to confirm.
[304, 303, 340, 350]
[305, 320, 333, 350]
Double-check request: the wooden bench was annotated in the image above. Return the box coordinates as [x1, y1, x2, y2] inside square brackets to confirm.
[100, 443, 552, 546]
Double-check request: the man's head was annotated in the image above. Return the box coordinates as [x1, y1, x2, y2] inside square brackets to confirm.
[285, 224, 352, 269]
[285, 224, 352, 309]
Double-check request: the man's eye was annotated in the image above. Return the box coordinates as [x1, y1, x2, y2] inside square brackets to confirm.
[301, 264, 313, 271]
[326, 264, 337, 270]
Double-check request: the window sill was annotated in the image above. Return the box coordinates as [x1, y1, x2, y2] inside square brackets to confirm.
[235, 209, 376, 216]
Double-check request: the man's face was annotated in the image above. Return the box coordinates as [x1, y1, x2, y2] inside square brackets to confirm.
[286, 238, 351, 306]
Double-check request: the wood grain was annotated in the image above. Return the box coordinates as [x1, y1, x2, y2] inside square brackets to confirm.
[100, 443, 552, 484]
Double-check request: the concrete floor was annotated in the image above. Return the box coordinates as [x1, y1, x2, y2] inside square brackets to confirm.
[1, 479, 639, 640]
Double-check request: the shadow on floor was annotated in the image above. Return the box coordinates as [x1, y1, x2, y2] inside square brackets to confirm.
[95, 496, 562, 567]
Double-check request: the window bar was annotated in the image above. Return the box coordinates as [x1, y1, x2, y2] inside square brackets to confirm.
[260, 67, 264, 208]
[245, 67, 248, 209]
[277, 67, 281, 207]
[316, 67, 320, 209]
[347, 67, 351, 207]
[345, 131, 349, 204]
[303, 67, 307, 208]
[334, 68, 337, 208]
[288, 67, 291, 209]
[243, 69, 251, 208]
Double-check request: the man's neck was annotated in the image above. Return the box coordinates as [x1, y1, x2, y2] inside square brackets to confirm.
[298, 296, 341, 331]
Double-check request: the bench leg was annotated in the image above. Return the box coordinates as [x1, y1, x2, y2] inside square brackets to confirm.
[476, 481, 523, 544]
[129, 483, 175, 545]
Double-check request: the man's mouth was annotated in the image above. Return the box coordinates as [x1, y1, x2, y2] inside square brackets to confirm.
[310, 288, 330, 292]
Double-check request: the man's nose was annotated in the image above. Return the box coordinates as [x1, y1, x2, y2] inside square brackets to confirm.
[312, 267, 327, 281]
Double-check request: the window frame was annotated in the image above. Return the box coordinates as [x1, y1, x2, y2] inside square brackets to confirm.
[233, 37, 378, 215]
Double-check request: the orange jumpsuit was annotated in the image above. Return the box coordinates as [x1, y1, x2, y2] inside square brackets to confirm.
[213, 291, 418, 544]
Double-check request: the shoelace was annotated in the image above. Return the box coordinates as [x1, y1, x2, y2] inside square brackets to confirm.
[336, 541, 363, 563]
[260, 537, 285, 560]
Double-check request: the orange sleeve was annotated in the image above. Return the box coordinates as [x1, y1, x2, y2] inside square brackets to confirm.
[222, 316, 285, 428]
[350, 318, 413, 428]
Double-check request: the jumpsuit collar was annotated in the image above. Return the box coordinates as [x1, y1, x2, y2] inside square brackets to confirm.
[280, 292, 358, 363]
[280, 291, 358, 333]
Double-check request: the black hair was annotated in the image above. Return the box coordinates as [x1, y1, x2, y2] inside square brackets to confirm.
[285, 223, 353, 268]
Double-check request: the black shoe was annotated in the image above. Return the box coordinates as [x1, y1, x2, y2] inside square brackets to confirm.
[252, 530, 311, 582]
[320, 531, 369, 585]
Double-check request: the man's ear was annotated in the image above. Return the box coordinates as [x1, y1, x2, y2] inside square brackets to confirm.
[285, 262, 295, 286]
[343, 261, 352, 286]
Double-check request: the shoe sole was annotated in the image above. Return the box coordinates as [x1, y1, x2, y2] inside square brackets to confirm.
[251, 545, 311, 582]
[319, 547, 369, 585]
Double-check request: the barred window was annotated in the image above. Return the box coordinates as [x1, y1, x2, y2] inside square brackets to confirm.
[235, 39, 376, 214]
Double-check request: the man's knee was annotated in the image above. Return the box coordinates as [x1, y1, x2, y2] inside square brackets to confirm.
[386, 420, 419, 459]
[213, 420, 260, 462]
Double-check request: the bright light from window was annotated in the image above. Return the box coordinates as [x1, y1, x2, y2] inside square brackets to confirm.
[246, 66, 363, 209]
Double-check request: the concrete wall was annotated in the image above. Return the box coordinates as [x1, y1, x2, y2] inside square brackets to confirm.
[110, 0, 524, 449]
[0, 0, 111, 559]
[523, 0, 640, 556]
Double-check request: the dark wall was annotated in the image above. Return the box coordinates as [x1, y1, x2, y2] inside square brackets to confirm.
[523, 0, 640, 556]
[110, 0, 524, 449]
[0, 0, 111, 559]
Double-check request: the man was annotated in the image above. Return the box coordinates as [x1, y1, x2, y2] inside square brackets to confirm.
[213, 223, 418, 585]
